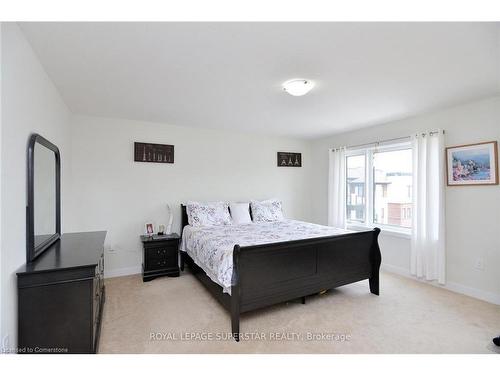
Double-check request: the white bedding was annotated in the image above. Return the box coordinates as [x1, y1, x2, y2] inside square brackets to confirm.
[180, 219, 351, 294]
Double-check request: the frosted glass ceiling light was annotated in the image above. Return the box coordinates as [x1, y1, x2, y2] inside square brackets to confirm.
[282, 79, 314, 96]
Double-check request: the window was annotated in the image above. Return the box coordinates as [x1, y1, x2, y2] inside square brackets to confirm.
[346, 154, 366, 222]
[345, 143, 413, 231]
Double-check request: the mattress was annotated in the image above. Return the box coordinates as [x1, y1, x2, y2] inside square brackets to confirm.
[180, 219, 350, 294]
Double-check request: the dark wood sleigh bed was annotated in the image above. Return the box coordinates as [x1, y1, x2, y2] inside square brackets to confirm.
[179, 205, 381, 341]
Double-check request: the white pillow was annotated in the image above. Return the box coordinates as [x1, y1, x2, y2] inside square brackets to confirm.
[250, 199, 284, 222]
[229, 202, 252, 225]
[186, 201, 231, 227]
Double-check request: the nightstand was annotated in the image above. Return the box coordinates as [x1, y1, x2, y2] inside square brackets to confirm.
[140, 233, 180, 282]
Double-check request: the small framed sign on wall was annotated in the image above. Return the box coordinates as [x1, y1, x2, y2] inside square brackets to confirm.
[277, 152, 302, 167]
[134, 142, 174, 164]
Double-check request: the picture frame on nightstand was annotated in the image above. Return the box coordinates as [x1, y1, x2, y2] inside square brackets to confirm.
[144, 222, 155, 236]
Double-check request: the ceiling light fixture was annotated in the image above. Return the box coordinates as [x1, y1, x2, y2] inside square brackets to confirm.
[282, 79, 315, 96]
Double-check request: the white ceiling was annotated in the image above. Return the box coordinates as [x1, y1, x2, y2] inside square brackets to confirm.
[19, 22, 500, 139]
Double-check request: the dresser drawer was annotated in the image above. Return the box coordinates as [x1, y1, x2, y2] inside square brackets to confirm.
[93, 272, 101, 318]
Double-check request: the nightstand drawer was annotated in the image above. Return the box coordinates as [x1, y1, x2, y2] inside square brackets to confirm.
[147, 256, 177, 271]
[145, 245, 177, 260]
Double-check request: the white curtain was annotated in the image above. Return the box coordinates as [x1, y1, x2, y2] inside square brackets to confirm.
[327, 147, 346, 228]
[411, 130, 446, 284]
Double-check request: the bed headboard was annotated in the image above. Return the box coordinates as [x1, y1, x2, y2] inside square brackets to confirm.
[181, 204, 189, 231]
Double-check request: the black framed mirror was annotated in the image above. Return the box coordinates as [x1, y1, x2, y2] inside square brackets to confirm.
[26, 133, 61, 262]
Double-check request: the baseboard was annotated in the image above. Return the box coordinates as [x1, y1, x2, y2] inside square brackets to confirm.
[381, 263, 500, 305]
[104, 265, 141, 279]
[444, 281, 500, 306]
[381, 263, 411, 278]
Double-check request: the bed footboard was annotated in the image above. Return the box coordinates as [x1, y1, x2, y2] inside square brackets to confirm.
[230, 228, 381, 341]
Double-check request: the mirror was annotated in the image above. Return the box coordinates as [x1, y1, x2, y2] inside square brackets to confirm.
[34, 143, 56, 247]
[27, 134, 61, 262]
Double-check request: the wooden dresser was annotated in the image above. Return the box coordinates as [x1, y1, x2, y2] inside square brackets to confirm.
[16, 231, 106, 354]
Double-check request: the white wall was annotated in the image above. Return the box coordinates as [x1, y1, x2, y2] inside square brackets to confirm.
[0, 21, 3, 351]
[68, 115, 312, 277]
[0, 23, 71, 349]
[310, 96, 500, 304]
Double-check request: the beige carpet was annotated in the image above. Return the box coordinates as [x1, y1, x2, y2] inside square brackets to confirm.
[99, 271, 500, 354]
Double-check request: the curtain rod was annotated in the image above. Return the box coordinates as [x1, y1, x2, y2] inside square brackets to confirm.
[331, 130, 444, 151]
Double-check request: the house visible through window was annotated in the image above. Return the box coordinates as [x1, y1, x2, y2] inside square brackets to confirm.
[346, 154, 366, 222]
[346, 143, 413, 231]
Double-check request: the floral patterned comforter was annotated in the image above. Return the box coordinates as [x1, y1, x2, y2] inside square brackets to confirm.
[180, 220, 350, 294]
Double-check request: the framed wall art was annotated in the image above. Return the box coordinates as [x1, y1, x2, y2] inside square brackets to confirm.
[277, 152, 302, 167]
[135, 142, 174, 164]
[446, 141, 498, 186]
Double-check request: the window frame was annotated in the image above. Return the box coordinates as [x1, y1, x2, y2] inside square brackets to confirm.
[345, 141, 413, 238]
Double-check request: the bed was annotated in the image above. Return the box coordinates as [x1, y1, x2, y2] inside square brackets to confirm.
[179, 204, 381, 341]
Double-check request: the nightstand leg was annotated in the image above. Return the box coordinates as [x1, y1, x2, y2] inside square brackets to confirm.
[180, 252, 185, 271]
